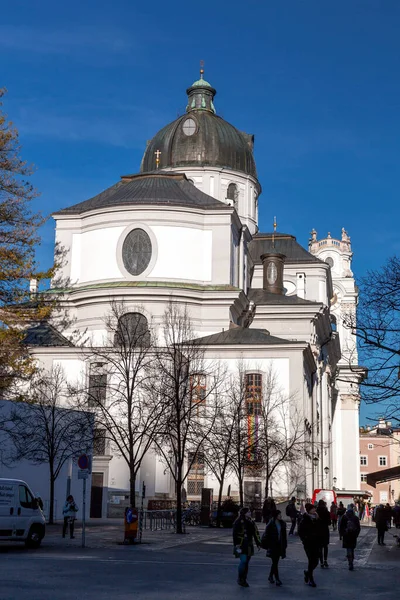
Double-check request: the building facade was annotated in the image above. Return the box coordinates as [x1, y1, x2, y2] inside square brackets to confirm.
[360, 420, 400, 504]
[26, 70, 365, 516]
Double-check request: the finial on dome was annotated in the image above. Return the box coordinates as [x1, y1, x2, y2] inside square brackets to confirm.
[273, 216, 277, 232]
[200, 59, 205, 79]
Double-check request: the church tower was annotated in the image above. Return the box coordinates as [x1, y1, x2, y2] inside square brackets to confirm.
[309, 229, 366, 493]
[140, 67, 261, 235]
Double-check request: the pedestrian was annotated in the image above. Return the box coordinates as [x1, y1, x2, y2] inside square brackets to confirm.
[264, 509, 287, 586]
[298, 502, 320, 588]
[385, 503, 392, 529]
[62, 494, 79, 539]
[339, 504, 361, 570]
[393, 502, 400, 529]
[233, 507, 261, 587]
[330, 501, 338, 531]
[317, 499, 331, 568]
[262, 497, 276, 524]
[375, 504, 388, 545]
[286, 496, 298, 535]
[337, 501, 346, 539]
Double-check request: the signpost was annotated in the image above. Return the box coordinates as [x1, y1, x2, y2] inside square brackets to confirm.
[77, 454, 91, 548]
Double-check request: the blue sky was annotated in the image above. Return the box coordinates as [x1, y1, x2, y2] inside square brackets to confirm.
[1, 1, 399, 421]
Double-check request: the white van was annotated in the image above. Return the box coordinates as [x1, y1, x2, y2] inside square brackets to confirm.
[0, 478, 46, 548]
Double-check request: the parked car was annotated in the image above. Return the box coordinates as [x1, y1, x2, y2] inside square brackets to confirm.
[0, 478, 46, 548]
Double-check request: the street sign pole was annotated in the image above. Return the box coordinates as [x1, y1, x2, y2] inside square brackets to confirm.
[82, 475, 86, 548]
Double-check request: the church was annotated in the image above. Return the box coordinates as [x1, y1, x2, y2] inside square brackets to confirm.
[28, 69, 364, 517]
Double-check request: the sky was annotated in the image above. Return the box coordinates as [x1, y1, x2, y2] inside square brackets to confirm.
[1, 0, 399, 421]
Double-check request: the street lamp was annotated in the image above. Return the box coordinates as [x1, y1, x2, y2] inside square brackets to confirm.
[324, 466, 329, 476]
[313, 457, 319, 467]
[333, 477, 337, 490]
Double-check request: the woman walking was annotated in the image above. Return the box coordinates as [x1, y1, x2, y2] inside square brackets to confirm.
[375, 504, 388, 545]
[330, 502, 338, 531]
[233, 507, 261, 587]
[264, 509, 287, 586]
[339, 504, 361, 570]
[298, 503, 321, 588]
[317, 499, 331, 568]
[337, 501, 346, 539]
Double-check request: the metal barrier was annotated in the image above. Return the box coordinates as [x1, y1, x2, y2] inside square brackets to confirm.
[140, 510, 177, 531]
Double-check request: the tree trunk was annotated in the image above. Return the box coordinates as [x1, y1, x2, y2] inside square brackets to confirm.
[129, 469, 136, 508]
[175, 474, 183, 534]
[238, 470, 244, 507]
[49, 469, 55, 525]
[216, 478, 224, 528]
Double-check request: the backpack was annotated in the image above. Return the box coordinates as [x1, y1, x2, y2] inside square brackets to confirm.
[345, 518, 357, 534]
[285, 504, 290, 517]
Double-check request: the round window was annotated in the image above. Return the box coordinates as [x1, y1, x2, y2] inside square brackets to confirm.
[122, 229, 152, 276]
[325, 257, 334, 268]
[182, 118, 196, 136]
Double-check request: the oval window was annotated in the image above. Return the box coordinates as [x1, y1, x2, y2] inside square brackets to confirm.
[122, 229, 152, 276]
[182, 118, 197, 136]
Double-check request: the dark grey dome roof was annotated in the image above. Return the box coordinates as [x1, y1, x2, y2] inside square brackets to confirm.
[141, 73, 258, 179]
[54, 173, 226, 215]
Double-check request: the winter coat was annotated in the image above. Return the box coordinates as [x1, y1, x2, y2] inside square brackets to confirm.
[233, 517, 261, 557]
[263, 519, 287, 558]
[337, 505, 346, 517]
[393, 506, 400, 526]
[317, 506, 331, 546]
[262, 499, 276, 523]
[375, 507, 388, 530]
[339, 512, 361, 549]
[298, 513, 321, 551]
[63, 500, 79, 519]
[330, 504, 338, 520]
[286, 501, 298, 519]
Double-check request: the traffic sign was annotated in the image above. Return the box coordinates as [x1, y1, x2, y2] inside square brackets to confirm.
[78, 454, 89, 470]
[78, 471, 89, 479]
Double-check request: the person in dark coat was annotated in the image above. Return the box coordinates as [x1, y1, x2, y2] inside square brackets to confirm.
[317, 499, 331, 568]
[330, 502, 338, 530]
[337, 501, 346, 539]
[393, 502, 400, 529]
[375, 504, 388, 545]
[233, 507, 261, 587]
[262, 497, 276, 523]
[298, 503, 321, 587]
[339, 504, 361, 570]
[264, 509, 287, 586]
[286, 497, 298, 535]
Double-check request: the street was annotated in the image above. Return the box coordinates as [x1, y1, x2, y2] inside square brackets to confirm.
[0, 525, 398, 599]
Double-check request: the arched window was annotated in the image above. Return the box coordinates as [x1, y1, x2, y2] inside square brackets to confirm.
[227, 183, 239, 210]
[114, 313, 150, 348]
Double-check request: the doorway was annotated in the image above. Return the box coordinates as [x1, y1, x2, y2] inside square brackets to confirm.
[90, 472, 104, 518]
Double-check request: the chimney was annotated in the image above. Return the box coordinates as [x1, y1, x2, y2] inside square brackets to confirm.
[261, 252, 286, 295]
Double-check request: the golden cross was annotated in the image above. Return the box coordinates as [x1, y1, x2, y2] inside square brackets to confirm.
[200, 59, 204, 78]
[273, 216, 277, 232]
[154, 149, 161, 169]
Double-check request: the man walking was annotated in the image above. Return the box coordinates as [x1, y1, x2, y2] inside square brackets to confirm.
[298, 503, 321, 587]
[375, 504, 388, 545]
[62, 495, 79, 539]
[286, 497, 298, 535]
[339, 504, 361, 570]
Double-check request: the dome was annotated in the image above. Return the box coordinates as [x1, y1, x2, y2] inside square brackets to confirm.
[140, 71, 257, 178]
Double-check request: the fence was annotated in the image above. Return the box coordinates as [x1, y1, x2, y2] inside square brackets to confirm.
[140, 509, 177, 531]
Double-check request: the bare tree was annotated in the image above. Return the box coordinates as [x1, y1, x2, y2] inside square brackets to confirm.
[203, 390, 236, 527]
[3, 365, 93, 523]
[342, 256, 400, 422]
[224, 363, 251, 507]
[72, 301, 163, 508]
[257, 366, 306, 498]
[152, 302, 223, 533]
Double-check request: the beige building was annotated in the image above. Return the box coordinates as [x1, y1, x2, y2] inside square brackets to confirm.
[360, 420, 400, 504]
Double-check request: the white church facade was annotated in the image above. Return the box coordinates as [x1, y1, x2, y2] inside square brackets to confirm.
[27, 70, 364, 517]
